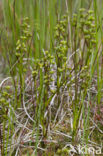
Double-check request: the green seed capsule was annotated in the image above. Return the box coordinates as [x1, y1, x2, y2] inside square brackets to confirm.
[91, 39, 96, 44]
[80, 19, 85, 25]
[79, 8, 86, 12]
[23, 17, 29, 21]
[83, 29, 89, 34]
[32, 70, 38, 75]
[16, 39, 20, 46]
[58, 68, 64, 72]
[5, 86, 11, 90]
[21, 23, 28, 28]
[62, 148, 69, 154]
[85, 35, 91, 39]
[50, 89, 56, 94]
[0, 98, 6, 103]
[50, 71, 54, 74]
[16, 45, 21, 51]
[20, 36, 27, 40]
[91, 24, 96, 28]
[15, 52, 21, 57]
[85, 21, 91, 26]
[88, 10, 94, 14]
[55, 31, 59, 38]
[88, 16, 95, 21]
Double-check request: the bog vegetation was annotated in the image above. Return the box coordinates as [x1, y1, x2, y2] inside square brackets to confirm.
[0, 0, 103, 155]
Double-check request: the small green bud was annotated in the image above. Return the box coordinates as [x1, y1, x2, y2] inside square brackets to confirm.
[23, 17, 29, 22]
[83, 29, 89, 34]
[16, 39, 20, 46]
[44, 79, 49, 84]
[45, 51, 49, 55]
[81, 66, 88, 72]
[22, 42, 26, 48]
[58, 67, 64, 72]
[63, 56, 67, 61]
[79, 8, 86, 12]
[50, 78, 54, 81]
[88, 16, 95, 21]
[20, 36, 27, 40]
[16, 46, 21, 51]
[90, 32, 96, 38]
[0, 98, 6, 103]
[50, 71, 54, 74]
[88, 10, 94, 14]
[60, 35, 63, 40]
[85, 35, 91, 39]
[32, 71, 37, 76]
[91, 39, 96, 44]
[50, 89, 56, 94]
[39, 63, 43, 69]
[50, 55, 54, 59]
[73, 13, 77, 17]
[60, 40, 67, 45]
[85, 21, 91, 26]
[62, 148, 69, 154]
[2, 91, 9, 97]
[57, 149, 62, 154]
[15, 52, 21, 57]
[55, 31, 59, 38]
[26, 33, 32, 37]
[60, 21, 64, 25]
[80, 19, 85, 25]
[4, 86, 11, 90]
[91, 24, 96, 28]
[63, 15, 67, 19]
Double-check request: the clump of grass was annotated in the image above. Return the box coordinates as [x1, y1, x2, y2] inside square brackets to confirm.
[15, 17, 32, 107]
[54, 14, 68, 112]
[0, 1, 103, 155]
[32, 50, 55, 137]
[0, 85, 12, 155]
